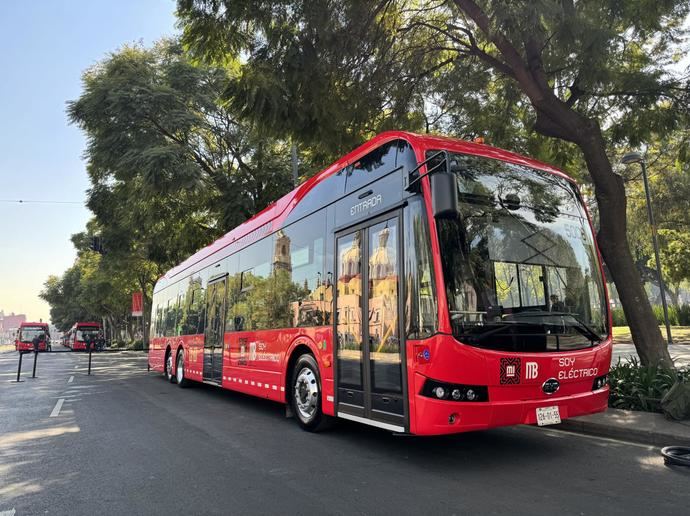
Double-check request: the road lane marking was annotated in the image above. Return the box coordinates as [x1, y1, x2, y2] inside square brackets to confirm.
[68, 375, 74, 383]
[50, 398, 65, 417]
[0, 508, 16, 516]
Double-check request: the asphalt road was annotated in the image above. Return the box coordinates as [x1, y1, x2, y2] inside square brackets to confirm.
[0, 349, 688, 516]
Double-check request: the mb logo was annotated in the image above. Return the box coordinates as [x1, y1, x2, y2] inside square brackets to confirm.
[525, 362, 539, 380]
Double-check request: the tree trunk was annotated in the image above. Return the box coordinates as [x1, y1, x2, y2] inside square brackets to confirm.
[576, 122, 674, 368]
[668, 286, 681, 307]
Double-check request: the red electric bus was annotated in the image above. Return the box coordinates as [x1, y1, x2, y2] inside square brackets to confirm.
[15, 322, 51, 352]
[149, 131, 611, 435]
[66, 322, 101, 350]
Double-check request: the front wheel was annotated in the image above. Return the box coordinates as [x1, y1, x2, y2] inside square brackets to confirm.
[175, 349, 189, 388]
[291, 354, 331, 432]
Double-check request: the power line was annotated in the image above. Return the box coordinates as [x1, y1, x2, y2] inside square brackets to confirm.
[0, 199, 83, 205]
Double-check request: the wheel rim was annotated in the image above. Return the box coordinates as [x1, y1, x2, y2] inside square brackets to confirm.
[294, 367, 319, 421]
[176, 352, 184, 383]
[166, 353, 173, 379]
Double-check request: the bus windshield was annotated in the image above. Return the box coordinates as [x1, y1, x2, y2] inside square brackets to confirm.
[20, 327, 47, 343]
[433, 152, 608, 352]
[77, 327, 100, 341]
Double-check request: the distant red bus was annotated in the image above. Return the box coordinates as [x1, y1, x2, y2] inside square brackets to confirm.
[149, 131, 611, 435]
[66, 322, 102, 351]
[15, 322, 51, 352]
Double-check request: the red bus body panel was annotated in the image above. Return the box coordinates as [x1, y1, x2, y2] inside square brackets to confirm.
[149, 131, 612, 435]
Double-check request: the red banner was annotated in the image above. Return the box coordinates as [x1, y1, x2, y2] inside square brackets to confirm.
[131, 292, 143, 317]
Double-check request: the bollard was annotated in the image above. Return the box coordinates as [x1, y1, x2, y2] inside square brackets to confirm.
[32, 350, 38, 378]
[16, 351, 24, 382]
[88, 344, 93, 375]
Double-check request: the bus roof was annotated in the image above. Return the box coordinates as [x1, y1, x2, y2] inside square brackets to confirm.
[158, 130, 570, 288]
[20, 322, 48, 327]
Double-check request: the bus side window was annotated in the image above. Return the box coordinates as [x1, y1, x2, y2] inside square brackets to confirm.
[271, 213, 328, 329]
[196, 269, 208, 335]
[404, 198, 438, 338]
[234, 236, 273, 331]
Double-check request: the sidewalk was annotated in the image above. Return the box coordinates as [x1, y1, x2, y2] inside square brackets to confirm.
[556, 408, 690, 447]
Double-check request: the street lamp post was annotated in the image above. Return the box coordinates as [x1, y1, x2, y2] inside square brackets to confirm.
[621, 151, 673, 345]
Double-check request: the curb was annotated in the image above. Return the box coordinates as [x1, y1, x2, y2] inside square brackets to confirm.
[555, 415, 690, 448]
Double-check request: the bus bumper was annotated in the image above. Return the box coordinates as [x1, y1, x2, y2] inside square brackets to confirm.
[15, 343, 48, 352]
[411, 387, 609, 436]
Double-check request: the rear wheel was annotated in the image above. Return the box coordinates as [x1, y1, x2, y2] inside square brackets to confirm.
[175, 349, 189, 388]
[165, 350, 175, 383]
[291, 354, 330, 432]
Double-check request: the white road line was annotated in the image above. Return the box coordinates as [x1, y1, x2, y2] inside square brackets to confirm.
[68, 376, 74, 383]
[0, 508, 16, 516]
[50, 398, 65, 418]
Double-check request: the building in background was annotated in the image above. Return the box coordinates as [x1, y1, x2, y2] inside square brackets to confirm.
[0, 311, 28, 344]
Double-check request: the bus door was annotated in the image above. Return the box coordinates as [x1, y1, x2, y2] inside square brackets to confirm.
[335, 212, 407, 432]
[203, 276, 227, 384]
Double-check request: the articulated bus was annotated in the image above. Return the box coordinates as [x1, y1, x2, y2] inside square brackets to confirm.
[66, 322, 102, 351]
[149, 131, 611, 435]
[15, 322, 51, 352]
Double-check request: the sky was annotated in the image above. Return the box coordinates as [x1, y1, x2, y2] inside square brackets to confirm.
[0, 0, 177, 323]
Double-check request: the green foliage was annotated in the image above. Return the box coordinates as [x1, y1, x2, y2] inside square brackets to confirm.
[608, 357, 689, 412]
[45, 40, 306, 337]
[677, 304, 690, 326]
[653, 304, 676, 326]
[612, 304, 690, 326]
[612, 307, 628, 327]
[128, 340, 144, 351]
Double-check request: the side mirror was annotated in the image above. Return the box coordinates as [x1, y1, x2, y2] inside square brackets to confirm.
[431, 169, 459, 219]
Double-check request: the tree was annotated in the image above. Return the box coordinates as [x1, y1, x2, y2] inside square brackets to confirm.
[624, 126, 690, 305]
[178, 0, 690, 366]
[61, 40, 302, 342]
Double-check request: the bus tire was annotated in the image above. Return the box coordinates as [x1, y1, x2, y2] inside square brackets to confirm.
[290, 353, 331, 432]
[175, 349, 189, 388]
[165, 349, 175, 383]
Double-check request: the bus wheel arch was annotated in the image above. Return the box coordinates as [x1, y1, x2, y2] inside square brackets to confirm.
[164, 346, 174, 383]
[286, 345, 331, 432]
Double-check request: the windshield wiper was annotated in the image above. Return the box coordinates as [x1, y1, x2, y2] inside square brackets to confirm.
[459, 321, 557, 342]
[509, 311, 602, 343]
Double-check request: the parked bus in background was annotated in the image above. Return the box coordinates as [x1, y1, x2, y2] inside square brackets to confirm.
[149, 131, 611, 435]
[15, 322, 51, 352]
[67, 322, 102, 351]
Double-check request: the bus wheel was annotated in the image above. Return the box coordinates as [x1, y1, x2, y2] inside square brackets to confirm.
[291, 354, 330, 432]
[175, 349, 189, 388]
[165, 350, 175, 383]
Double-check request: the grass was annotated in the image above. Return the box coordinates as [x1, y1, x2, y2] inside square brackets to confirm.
[612, 326, 690, 344]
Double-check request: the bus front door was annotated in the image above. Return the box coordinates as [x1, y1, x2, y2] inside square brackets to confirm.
[203, 277, 227, 384]
[335, 212, 407, 432]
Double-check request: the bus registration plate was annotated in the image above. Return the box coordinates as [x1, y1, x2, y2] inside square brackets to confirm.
[536, 406, 561, 426]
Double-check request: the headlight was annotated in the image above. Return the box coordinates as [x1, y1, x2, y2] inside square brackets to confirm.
[422, 380, 488, 402]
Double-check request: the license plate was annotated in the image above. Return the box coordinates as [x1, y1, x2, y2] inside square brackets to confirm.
[536, 406, 561, 426]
